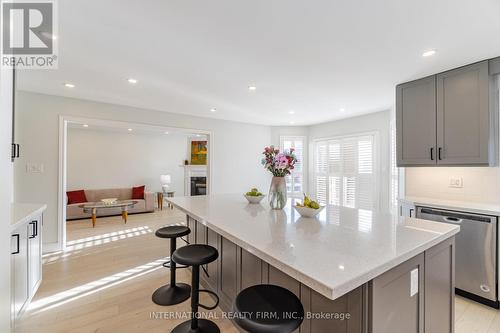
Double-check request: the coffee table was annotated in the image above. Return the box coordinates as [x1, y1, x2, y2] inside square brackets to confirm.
[79, 200, 138, 227]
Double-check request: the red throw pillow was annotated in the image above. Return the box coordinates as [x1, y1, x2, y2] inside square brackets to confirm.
[67, 190, 87, 204]
[132, 185, 145, 199]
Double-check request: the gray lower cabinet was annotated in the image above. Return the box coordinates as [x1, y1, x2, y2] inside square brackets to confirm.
[268, 266, 302, 333]
[205, 229, 219, 291]
[396, 59, 497, 167]
[191, 217, 455, 333]
[370, 253, 425, 333]
[424, 238, 455, 333]
[240, 248, 264, 290]
[219, 236, 239, 310]
[186, 216, 196, 245]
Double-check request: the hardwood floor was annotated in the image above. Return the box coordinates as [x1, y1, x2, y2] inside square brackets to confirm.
[16, 209, 238, 333]
[16, 209, 500, 333]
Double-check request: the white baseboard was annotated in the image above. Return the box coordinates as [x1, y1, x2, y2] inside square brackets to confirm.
[43, 242, 62, 254]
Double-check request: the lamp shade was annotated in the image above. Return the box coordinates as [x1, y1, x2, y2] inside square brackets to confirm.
[160, 175, 171, 185]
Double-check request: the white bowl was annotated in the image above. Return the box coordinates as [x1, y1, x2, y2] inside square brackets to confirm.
[101, 198, 118, 205]
[244, 194, 265, 204]
[293, 205, 325, 218]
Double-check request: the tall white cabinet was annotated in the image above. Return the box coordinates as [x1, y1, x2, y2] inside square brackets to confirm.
[11, 204, 45, 329]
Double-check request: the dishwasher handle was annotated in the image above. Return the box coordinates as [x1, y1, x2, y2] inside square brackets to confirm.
[443, 216, 462, 224]
[418, 207, 495, 224]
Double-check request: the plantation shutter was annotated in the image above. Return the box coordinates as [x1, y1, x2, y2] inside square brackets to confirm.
[315, 141, 328, 205]
[314, 134, 376, 209]
[280, 136, 305, 197]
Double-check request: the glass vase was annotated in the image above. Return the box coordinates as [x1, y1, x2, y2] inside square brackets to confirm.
[268, 176, 287, 210]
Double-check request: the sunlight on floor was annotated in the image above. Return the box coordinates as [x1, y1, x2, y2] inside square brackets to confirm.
[28, 258, 167, 315]
[42, 226, 154, 263]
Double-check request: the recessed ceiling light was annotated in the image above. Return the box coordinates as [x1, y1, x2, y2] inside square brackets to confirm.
[64, 83, 75, 88]
[248, 85, 257, 91]
[210, 108, 217, 112]
[82, 124, 89, 128]
[164, 131, 169, 134]
[195, 134, 201, 137]
[289, 110, 295, 115]
[340, 108, 346, 112]
[127, 128, 133, 132]
[422, 50, 436, 57]
[127, 78, 138, 84]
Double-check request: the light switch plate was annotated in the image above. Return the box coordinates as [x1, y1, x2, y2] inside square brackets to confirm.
[449, 177, 463, 188]
[410, 268, 419, 297]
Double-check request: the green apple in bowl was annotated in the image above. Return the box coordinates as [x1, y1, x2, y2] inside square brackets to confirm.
[244, 188, 265, 204]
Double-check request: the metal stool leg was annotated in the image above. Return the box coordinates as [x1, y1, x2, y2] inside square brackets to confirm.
[152, 238, 191, 306]
[172, 264, 220, 333]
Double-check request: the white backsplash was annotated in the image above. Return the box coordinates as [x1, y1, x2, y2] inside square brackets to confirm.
[405, 167, 500, 203]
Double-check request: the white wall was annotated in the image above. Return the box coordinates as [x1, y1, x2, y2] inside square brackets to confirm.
[67, 128, 188, 194]
[14, 91, 272, 246]
[405, 167, 500, 203]
[0, 66, 14, 332]
[308, 111, 392, 211]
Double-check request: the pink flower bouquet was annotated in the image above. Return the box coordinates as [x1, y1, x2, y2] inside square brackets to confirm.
[261, 146, 298, 177]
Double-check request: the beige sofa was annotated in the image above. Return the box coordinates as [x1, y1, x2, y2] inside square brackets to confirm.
[66, 188, 155, 220]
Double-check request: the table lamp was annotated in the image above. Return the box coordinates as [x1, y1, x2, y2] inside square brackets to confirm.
[160, 174, 171, 193]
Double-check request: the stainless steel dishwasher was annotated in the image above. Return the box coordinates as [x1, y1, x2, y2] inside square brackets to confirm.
[416, 206, 499, 308]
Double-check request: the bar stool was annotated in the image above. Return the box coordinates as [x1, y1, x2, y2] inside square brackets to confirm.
[152, 225, 191, 306]
[171, 244, 220, 333]
[233, 284, 304, 333]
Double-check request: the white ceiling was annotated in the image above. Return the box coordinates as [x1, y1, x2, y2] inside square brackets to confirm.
[18, 0, 500, 126]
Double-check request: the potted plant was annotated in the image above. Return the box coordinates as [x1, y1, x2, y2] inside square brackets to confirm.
[261, 146, 297, 209]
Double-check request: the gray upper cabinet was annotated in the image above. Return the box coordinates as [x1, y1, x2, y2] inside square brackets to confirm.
[436, 61, 491, 165]
[396, 59, 498, 167]
[397, 76, 437, 165]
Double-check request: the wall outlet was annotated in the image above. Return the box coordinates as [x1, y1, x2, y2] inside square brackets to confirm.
[26, 163, 44, 173]
[449, 177, 463, 188]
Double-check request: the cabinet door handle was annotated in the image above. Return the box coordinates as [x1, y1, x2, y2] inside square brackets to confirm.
[438, 147, 442, 160]
[430, 147, 434, 160]
[11, 143, 16, 159]
[16, 144, 20, 158]
[11, 234, 20, 254]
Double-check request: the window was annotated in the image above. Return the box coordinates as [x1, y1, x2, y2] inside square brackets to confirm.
[280, 136, 305, 197]
[314, 133, 377, 209]
[390, 119, 399, 213]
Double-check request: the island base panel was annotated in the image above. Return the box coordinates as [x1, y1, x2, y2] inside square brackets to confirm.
[186, 215, 455, 333]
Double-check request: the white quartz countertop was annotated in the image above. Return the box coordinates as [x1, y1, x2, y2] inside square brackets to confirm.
[401, 196, 500, 216]
[168, 194, 459, 300]
[11, 203, 47, 231]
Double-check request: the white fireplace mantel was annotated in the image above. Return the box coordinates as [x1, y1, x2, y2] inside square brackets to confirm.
[180, 165, 207, 196]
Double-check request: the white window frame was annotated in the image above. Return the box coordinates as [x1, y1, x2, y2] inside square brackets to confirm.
[312, 131, 380, 210]
[389, 118, 399, 213]
[280, 136, 306, 198]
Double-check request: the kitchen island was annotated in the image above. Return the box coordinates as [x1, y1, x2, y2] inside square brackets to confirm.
[167, 194, 460, 333]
